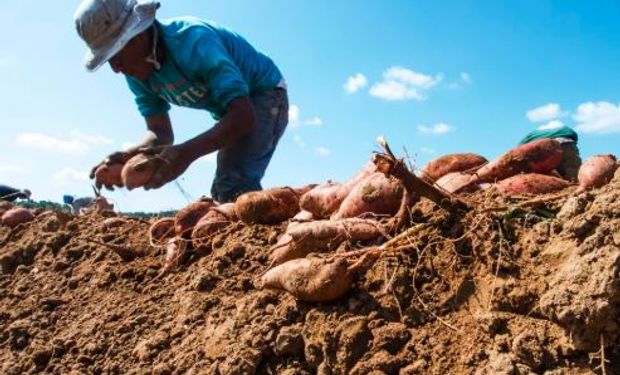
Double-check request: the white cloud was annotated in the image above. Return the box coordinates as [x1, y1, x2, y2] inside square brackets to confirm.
[315, 147, 331, 156]
[573, 101, 620, 134]
[526, 103, 563, 122]
[370, 66, 442, 101]
[289, 105, 300, 124]
[53, 168, 89, 185]
[293, 135, 306, 149]
[304, 117, 323, 126]
[538, 120, 564, 130]
[370, 81, 424, 101]
[0, 165, 26, 177]
[15, 131, 113, 154]
[417, 122, 454, 135]
[460, 72, 472, 84]
[288, 104, 322, 127]
[344, 73, 368, 94]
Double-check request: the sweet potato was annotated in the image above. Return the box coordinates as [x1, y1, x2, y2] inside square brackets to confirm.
[333, 172, 404, 219]
[434, 172, 477, 194]
[95, 163, 124, 187]
[149, 218, 175, 245]
[0, 201, 13, 217]
[162, 237, 187, 272]
[300, 161, 377, 219]
[271, 218, 383, 265]
[576, 154, 618, 193]
[496, 173, 571, 196]
[121, 153, 158, 190]
[102, 217, 128, 229]
[420, 153, 487, 182]
[261, 257, 354, 302]
[191, 207, 233, 249]
[286, 210, 314, 231]
[471, 139, 563, 184]
[174, 198, 216, 237]
[1, 207, 34, 228]
[211, 202, 237, 220]
[299, 182, 344, 219]
[235, 187, 300, 225]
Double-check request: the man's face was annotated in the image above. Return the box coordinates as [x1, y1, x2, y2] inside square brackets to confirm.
[109, 31, 154, 81]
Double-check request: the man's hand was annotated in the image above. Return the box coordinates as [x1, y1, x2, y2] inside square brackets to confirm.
[138, 144, 194, 190]
[90, 150, 141, 190]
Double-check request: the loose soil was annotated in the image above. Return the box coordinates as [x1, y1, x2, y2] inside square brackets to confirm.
[2, 168, 620, 374]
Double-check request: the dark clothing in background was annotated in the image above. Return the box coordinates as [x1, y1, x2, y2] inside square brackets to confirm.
[0, 185, 28, 202]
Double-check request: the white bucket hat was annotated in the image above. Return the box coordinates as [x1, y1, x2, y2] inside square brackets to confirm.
[74, 0, 160, 72]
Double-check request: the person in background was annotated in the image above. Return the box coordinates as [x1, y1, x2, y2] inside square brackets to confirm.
[74, 0, 288, 203]
[519, 125, 581, 181]
[63, 195, 95, 215]
[0, 185, 31, 202]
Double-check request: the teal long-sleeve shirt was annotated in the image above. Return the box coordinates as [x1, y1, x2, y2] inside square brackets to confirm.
[518, 126, 578, 145]
[125, 17, 284, 120]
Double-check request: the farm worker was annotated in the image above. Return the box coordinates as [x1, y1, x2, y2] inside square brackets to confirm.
[0, 185, 31, 202]
[63, 195, 95, 215]
[519, 125, 581, 181]
[74, 0, 288, 203]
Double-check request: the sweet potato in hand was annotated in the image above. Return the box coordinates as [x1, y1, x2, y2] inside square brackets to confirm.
[94, 163, 124, 189]
[121, 153, 159, 190]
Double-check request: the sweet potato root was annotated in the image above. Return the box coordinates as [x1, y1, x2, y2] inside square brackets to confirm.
[162, 237, 187, 273]
[270, 218, 384, 265]
[149, 218, 175, 245]
[473, 139, 563, 184]
[1, 207, 34, 228]
[174, 198, 216, 237]
[261, 257, 354, 302]
[434, 172, 477, 194]
[95, 163, 124, 187]
[333, 172, 404, 219]
[496, 173, 571, 196]
[300, 162, 377, 219]
[191, 207, 234, 249]
[421, 153, 487, 183]
[576, 154, 618, 193]
[235, 187, 300, 225]
[121, 153, 158, 190]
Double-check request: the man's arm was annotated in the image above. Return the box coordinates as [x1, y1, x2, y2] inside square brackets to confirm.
[130, 112, 175, 151]
[141, 97, 257, 189]
[181, 96, 256, 161]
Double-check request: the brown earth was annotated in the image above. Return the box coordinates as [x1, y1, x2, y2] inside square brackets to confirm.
[1, 168, 620, 374]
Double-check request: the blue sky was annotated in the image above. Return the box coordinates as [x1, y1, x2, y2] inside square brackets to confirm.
[1, 1, 619, 212]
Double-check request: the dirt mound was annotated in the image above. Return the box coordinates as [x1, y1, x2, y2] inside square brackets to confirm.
[2, 170, 620, 374]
